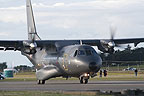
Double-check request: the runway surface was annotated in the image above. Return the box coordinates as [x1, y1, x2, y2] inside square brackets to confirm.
[0, 80, 144, 92]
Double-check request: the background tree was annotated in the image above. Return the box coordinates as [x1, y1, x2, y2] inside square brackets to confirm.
[100, 47, 144, 68]
[0, 62, 7, 72]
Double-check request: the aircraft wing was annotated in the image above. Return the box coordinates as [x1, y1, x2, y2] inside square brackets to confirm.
[113, 38, 144, 47]
[81, 38, 144, 46]
[0, 38, 144, 52]
[81, 38, 144, 53]
[0, 40, 23, 51]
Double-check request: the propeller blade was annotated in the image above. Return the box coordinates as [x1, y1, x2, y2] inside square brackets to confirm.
[110, 25, 117, 41]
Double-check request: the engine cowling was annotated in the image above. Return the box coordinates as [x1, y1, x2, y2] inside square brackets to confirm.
[98, 40, 115, 53]
[22, 41, 37, 54]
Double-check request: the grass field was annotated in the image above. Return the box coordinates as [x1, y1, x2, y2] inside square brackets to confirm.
[0, 91, 113, 96]
[1, 71, 144, 82]
[93, 71, 144, 81]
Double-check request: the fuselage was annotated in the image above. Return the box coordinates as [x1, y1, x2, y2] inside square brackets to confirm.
[22, 44, 102, 80]
[59, 45, 102, 77]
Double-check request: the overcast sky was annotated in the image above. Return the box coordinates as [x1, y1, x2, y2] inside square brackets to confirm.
[0, 0, 144, 67]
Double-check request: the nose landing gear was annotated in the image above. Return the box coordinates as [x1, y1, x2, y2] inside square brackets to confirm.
[79, 73, 89, 84]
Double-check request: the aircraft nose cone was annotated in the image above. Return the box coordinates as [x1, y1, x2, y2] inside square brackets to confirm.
[89, 62, 97, 71]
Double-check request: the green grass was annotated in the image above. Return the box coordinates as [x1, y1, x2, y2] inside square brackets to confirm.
[1, 78, 36, 82]
[0, 91, 113, 96]
[92, 71, 144, 81]
[1, 71, 144, 82]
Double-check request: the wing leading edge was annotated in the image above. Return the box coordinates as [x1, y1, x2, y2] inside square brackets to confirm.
[0, 40, 23, 51]
[81, 38, 144, 46]
[114, 38, 144, 47]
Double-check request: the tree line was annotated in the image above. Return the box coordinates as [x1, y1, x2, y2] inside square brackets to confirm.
[100, 46, 144, 68]
[100, 46, 144, 61]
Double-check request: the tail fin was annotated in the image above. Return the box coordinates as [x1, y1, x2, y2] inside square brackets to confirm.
[26, 0, 41, 40]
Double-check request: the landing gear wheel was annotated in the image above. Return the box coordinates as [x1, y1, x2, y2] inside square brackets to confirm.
[37, 80, 45, 84]
[42, 80, 45, 84]
[80, 77, 86, 84]
[80, 77, 83, 84]
[84, 79, 88, 84]
[38, 80, 41, 84]
[79, 77, 89, 84]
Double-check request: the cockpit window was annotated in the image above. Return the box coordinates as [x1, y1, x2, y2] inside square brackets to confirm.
[74, 50, 78, 57]
[85, 49, 92, 56]
[78, 50, 85, 55]
[74, 48, 97, 57]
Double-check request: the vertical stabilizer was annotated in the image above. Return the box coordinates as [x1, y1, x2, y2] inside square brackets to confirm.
[26, 0, 41, 40]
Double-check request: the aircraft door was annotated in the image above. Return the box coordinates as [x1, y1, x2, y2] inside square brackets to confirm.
[63, 54, 68, 71]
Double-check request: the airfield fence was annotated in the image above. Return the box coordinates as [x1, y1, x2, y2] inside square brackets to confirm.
[102, 61, 144, 71]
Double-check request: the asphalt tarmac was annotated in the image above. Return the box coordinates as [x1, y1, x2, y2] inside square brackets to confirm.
[0, 80, 144, 92]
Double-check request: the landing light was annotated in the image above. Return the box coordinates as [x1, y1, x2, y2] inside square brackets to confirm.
[84, 73, 89, 77]
[38, 64, 41, 66]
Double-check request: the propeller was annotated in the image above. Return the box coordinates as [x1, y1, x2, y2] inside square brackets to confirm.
[110, 25, 116, 41]
[99, 26, 127, 53]
[108, 26, 128, 53]
[107, 26, 116, 49]
[107, 26, 125, 53]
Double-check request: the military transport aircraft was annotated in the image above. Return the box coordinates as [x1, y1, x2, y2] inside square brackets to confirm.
[0, 0, 144, 84]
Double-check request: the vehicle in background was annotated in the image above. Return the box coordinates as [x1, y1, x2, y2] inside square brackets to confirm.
[123, 67, 136, 71]
[0, 72, 5, 80]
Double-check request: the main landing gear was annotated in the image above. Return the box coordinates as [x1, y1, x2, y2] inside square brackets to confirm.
[79, 73, 89, 84]
[38, 80, 45, 84]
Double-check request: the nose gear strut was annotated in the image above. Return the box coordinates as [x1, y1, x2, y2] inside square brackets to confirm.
[79, 73, 89, 84]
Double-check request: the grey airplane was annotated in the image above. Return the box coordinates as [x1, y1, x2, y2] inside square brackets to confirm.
[1, 0, 144, 84]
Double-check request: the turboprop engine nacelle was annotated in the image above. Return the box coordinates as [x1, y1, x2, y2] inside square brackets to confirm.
[22, 41, 37, 54]
[98, 40, 115, 53]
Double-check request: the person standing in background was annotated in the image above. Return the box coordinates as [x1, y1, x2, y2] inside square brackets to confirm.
[104, 70, 107, 77]
[134, 69, 138, 76]
[100, 70, 102, 77]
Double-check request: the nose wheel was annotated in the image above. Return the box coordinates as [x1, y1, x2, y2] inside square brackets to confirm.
[79, 76, 89, 84]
